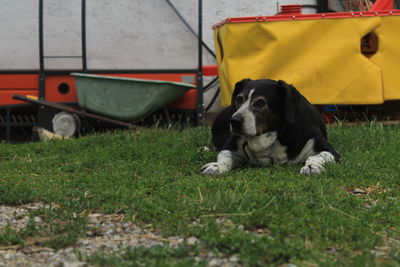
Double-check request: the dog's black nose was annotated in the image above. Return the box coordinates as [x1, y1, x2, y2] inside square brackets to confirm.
[230, 116, 243, 134]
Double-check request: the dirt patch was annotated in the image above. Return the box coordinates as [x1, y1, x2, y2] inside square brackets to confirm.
[0, 203, 241, 266]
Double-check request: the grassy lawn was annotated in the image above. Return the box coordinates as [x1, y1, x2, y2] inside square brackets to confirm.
[1, 123, 400, 266]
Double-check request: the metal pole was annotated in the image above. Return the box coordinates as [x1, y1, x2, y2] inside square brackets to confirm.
[81, 0, 87, 72]
[38, 0, 45, 99]
[316, 0, 330, 12]
[164, 0, 215, 58]
[196, 0, 204, 125]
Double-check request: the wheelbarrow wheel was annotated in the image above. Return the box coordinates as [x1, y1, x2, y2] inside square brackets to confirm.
[52, 111, 81, 137]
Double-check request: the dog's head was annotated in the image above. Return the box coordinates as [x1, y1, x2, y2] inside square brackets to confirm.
[229, 78, 301, 136]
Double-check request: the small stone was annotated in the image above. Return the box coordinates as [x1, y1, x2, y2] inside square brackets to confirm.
[198, 146, 210, 152]
[207, 251, 215, 257]
[326, 247, 338, 254]
[229, 255, 239, 262]
[85, 231, 94, 236]
[3, 253, 13, 260]
[63, 248, 74, 254]
[79, 240, 91, 246]
[208, 258, 222, 267]
[105, 229, 114, 235]
[50, 261, 64, 267]
[175, 238, 184, 244]
[187, 237, 199, 245]
[47, 254, 60, 263]
[20, 247, 34, 254]
[87, 217, 99, 225]
[352, 188, 367, 194]
[60, 261, 87, 267]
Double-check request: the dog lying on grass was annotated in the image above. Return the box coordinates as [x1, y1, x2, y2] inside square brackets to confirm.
[201, 78, 339, 175]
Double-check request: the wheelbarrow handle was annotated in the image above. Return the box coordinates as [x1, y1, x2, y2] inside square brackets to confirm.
[12, 94, 140, 130]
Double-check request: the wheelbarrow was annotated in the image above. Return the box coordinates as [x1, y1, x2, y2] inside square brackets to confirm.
[13, 73, 194, 137]
[71, 73, 194, 121]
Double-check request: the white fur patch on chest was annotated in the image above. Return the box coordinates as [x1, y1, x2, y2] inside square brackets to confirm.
[244, 132, 288, 166]
[243, 134, 316, 166]
[247, 132, 278, 152]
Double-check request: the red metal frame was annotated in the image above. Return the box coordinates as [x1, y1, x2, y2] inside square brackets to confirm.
[202, 65, 218, 76]
[212, 0, 396, 28]
[213, 9, 400, 29]
[0, 75, 39, 105]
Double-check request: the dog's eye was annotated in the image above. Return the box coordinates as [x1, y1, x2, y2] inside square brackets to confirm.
[235, 95, 245, 106]
[253, 99, 266, 109]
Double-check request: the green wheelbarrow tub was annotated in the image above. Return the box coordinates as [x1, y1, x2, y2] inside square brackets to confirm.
[71, 73, 194, 122]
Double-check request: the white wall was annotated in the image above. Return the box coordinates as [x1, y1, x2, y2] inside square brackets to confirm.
[0, 0, 39, 70]
[0, 0, 200, 70]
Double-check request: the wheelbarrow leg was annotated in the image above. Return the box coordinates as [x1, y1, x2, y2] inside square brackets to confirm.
[162, 108, 172, 127]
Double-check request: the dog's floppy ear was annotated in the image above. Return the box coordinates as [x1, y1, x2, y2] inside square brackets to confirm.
[277, 80, 301, 124]
[231, 78, 251, 105]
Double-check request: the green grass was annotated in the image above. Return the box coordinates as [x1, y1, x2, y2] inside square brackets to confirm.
[1, 123, 400, 266]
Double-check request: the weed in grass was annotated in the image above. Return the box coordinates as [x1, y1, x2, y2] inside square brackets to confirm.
[86, 245, 203, 267]
[0, 225, 27, 247]
[0, 216, 38, 247]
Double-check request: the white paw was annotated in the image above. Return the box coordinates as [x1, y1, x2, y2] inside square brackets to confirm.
[200, 162, 228, 175]
[300, 163, 326, 175]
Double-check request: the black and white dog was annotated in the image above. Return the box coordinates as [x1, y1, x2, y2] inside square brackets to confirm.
[201, 79, 339, 175]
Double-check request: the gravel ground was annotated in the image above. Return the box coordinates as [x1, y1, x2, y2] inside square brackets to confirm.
[0, 203, 241, 267]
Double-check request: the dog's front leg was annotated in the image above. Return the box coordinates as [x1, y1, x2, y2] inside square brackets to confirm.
[300, 151, 335, 175]
[201, 150, 244, 175]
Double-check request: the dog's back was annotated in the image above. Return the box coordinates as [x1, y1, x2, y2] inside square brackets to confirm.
[211, 106, 233, 151]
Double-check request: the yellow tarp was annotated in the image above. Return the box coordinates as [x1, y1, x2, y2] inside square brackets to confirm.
[214, 16, 400, 106]
[370, 16, 400, 100]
